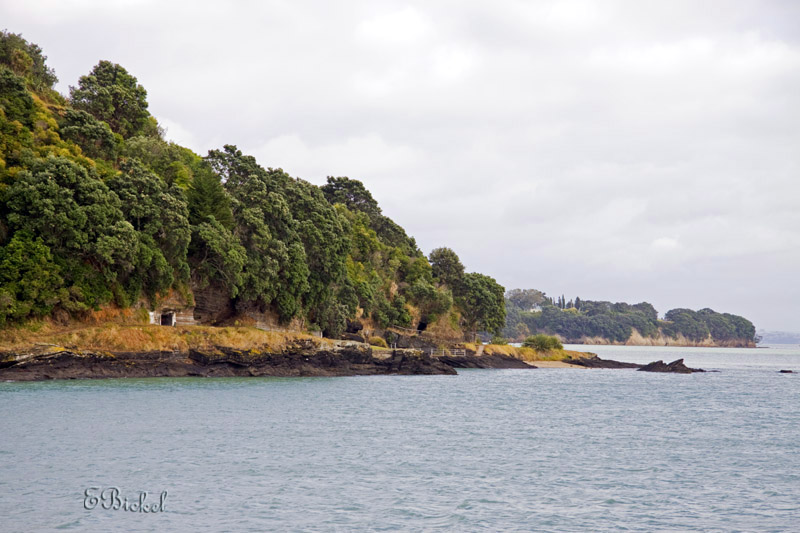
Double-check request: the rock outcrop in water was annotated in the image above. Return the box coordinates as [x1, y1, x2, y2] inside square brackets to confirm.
[0, 341, 459, 381]
[563, 355, 706, 373]
[437, 353, 534, 369]
[562, 355, 641, 369]
[637, 359, 705, 373]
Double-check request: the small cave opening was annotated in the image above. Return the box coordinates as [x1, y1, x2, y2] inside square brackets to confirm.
[416, 320, 428, 332]
[160, 311, 175, 326]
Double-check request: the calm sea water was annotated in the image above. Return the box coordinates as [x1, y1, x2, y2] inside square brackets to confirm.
[1, 345, 799, 532]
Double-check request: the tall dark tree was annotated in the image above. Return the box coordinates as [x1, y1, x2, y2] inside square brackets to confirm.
[69, 61, 156, 138]
[457, 272, 506, 337]
[429, 247, 465, 289]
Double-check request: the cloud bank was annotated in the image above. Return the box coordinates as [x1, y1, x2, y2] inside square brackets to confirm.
[3, 0, 798, 329]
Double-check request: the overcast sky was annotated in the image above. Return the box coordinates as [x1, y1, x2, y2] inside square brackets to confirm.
[3, 0, 799, 330]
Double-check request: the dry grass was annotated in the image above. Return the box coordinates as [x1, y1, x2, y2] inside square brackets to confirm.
[464, 343, 591, 362]
[0, 321, 317, 353]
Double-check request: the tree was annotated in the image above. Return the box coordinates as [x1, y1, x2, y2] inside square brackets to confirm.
[4, 156, 138, 307]
[0, 31, 58, 91]
[428, 247, 465, 289]
[109, 160, 191, 299]
[69, 61, 156, 138]
[58, 109, 118, 160]
[320, 176, 381, 220]
[506, 288, 545, 310]
[187, 164, 233, 228]
[456, 272, 506, 337]
[206, 145, 310, 322]
[0, 231, 64, 324]
[0, 68, 35, 127]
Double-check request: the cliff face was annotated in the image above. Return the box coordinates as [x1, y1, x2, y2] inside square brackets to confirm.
[569, 329, 755, 348]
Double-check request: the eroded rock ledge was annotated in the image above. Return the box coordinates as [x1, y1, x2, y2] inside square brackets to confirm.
[0, 341, 461, 381]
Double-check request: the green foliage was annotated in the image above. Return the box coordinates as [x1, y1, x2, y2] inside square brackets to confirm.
[206, 145, 310, 322]
[429, 247, 465, 288]
[70, 61, 155, 138]
[0, 231, 63, 324]
[58, 109, 118, 160]
[523, 334, 563, 351]
[506, 288, 545, 310]
[108, 159, 190, 298]
[368, 336, 388, 348]
[0, 34, 512, 340]
[187, 164, 233, 228]
[321, 175, 419, 255]
[405, 278, 452, 323]
[0, 68, 35, 128]
[663, 307, 755, 343]
[504, 288, 756, 344]
[457, 272, 506, 336]
[189, 218, 246, 297]
[0, 31, 58, 91]
[321, 176, 381, 219]
[121, 135, 198, 188]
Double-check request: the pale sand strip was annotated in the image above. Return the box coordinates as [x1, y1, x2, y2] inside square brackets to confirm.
[525, 360, 585, 369]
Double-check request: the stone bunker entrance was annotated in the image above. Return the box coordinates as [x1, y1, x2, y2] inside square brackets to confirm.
[160, 311, 175, 326]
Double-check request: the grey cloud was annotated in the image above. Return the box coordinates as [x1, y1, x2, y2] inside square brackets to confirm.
[2, 0, 798, 329]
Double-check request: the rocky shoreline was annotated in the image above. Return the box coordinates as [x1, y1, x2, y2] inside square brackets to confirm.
[0, 340, 713, 382]
[0, 340, 540, 382]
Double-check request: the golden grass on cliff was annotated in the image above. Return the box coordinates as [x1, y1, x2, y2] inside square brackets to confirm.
[0, 322, 316, 353]
[464, 343, 591, 362]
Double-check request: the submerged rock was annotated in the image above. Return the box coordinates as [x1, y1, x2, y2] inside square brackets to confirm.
[637, 358, 705, 373]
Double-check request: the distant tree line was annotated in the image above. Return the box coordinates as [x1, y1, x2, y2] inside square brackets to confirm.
[503, 289, 756, 345]
[0, 31, 506, 338]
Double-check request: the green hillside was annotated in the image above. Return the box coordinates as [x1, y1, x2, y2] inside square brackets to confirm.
[0, 31, 505, 339]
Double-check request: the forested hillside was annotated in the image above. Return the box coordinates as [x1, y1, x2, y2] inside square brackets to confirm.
[0, 32, 505, 339]
[503, 289, 758, 347]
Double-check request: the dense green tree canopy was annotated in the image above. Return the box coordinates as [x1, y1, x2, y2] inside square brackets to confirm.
[504, 289, 756, 345]
[69, 61, 155, 138]
[457, 272, 506, 336]
[428, 247, 465, 288]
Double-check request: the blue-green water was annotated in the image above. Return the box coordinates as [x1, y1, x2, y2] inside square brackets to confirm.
[1, 345, 799, 532]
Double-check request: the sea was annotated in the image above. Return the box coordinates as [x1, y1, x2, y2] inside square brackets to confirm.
[1, 344, 798, 532]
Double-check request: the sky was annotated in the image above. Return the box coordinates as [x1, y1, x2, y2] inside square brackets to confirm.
[3, 0, 799, 330]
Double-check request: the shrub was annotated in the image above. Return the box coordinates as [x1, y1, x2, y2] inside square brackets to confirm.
[368, 336, 388, 348]
[522, 334, 563, 351]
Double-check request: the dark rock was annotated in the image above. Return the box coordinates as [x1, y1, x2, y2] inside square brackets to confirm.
[638, 358, 705, 373]
[779, 370, 794, 373]
[438, 354, 533, 369]
[0, 343, 456, 382]
[192, 283, 235, 325]
[340, 333, 366, 343]
[563, 355, 641, 369]
[345, 320, 363, 334]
